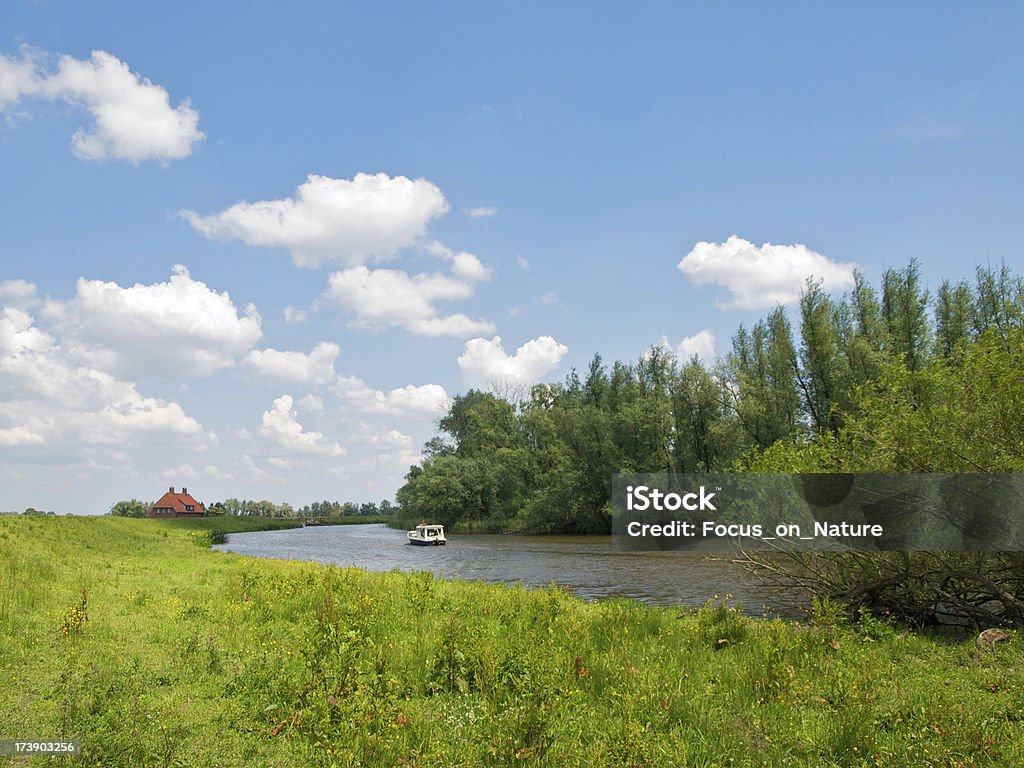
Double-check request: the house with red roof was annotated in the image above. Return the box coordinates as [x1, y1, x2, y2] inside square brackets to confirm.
[149, 487, 206, 518]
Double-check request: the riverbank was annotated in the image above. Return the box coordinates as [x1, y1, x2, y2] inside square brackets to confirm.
[1, 515, 1021, 766]
[164, 514, 391, 543]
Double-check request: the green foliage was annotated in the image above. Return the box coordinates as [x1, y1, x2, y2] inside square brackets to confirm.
[400, 351, 748, 533]
[398, 260, 1024, 538]
[882, 258, 931, 372]
[801, 325, 1024, 473]
[213, 497, 394, 519]
[109, 499, 151, 517]
[728, 307, 801, 448]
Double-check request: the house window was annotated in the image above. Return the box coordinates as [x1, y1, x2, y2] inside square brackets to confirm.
[185, 505, 194, 511]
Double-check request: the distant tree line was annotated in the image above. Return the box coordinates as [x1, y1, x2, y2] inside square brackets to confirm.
[109, 497, 396, 518]
[208, 498, 396, 518]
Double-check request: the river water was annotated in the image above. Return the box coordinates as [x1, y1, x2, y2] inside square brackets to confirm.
[213, 523, 806, 617]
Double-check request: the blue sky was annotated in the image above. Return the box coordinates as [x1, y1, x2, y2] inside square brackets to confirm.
[2, 2, 1023, 513]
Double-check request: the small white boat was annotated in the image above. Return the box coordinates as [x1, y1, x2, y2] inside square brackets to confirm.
[407, 523, 446, 546]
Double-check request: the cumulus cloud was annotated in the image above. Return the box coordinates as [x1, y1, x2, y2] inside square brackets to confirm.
[0, 279, 38, 309]
[467, 206, 497, 218]
[182, 173, 449, 268]
[670, 329, 716, 364]
[381, 383, 451, 414]
[322, 266, 495, 337]
[0, 49, 38, 109]
[0, 306, 203, 447]
[678, 235, 856, 309]
[237, 337, 450, 417]
[45, 265, 262, 378]
[425, 241, 491, 283]
[332, 377, 450, 416]
[244, 341, 339, 386]
[260, 394, 344, 457]
[0, 47, 203, 163]
[457, 335, 569, 389]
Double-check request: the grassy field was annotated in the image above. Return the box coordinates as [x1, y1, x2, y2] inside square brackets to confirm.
[1, 515, 1022, 767]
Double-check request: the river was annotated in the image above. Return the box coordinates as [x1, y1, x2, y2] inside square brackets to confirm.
[213, 523, 806, 617]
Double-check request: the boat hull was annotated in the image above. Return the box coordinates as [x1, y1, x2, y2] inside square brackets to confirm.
[407, 537, 446, 546]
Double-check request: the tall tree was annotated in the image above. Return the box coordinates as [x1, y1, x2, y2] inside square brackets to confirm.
[798, 278, 852, 434]
[934, 278, 974, 359]
[882, 259, 930, 371]
[728, 308, 801, 448]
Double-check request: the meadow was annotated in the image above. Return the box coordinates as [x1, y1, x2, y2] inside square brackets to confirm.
[1, 514, 1022, 767]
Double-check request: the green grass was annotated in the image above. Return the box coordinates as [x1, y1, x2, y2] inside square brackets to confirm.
[1, 515, 1022, 767]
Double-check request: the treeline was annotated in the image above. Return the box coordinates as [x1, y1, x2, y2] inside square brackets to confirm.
[396, 261, 1024, 535]
[211, 498, 396, 518]
[110, 498, 397, 518]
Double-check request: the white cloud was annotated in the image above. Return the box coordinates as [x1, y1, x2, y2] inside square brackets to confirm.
[259, 394, 344, 457]
[425, 241, 491, 283]
[0, 425, 45, 446]
[457, 335, 569, 389]
[267, 457, 301, 470]
[0, 279, 38, 309]
[322, 266, 495, 337]
[244, 341, 339, 386]
[202, 464, 231, 481]
[160, 463, 199, 482]
[0, 49, 39, 110]
[283, 306, 308, 324]
[46, 265, 262, 378]
[0, 48, 203, 163]
[349, 426, 413, 448]
[539, 291, 557, 305]
[332, 376, 449, 416]
[348, 447, 424, 480]
[516, 255, 530, 270]
[382, 384, 451, 414]
[671, 329, 716, 364]
[0, 306, 204, 447]
[182, 173, 449, 268]
[299, 394, 324, 412]
[678, 235, 856, 309]
[240, 454, 283, 484]
[467, 206, 497, 218]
